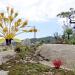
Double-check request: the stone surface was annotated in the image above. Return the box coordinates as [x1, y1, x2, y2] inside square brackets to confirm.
[38, 44, 75, 69]
[0, 70, 8, 75]
[0, 50, 16, 75]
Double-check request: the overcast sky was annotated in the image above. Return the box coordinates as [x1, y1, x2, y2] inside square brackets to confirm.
[0, 0, 75, 39]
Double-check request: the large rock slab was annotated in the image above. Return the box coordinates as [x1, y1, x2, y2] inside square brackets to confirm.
[0, 70, 8, 75]
[0, 50, 16, 75]
[38, 44, 75, 69]
[0, 50, 16, 64]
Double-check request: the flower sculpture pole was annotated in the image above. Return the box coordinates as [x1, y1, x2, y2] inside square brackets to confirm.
[0, 7, 37, 45]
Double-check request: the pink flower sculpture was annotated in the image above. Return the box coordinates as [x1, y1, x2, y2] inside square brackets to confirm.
[52, 59, 63, 69]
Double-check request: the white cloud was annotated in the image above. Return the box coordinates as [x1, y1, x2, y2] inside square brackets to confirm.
[0, 1, 6, 11]
[0, 0, 75, 22]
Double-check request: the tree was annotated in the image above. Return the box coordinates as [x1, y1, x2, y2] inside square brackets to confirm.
[57, 8, 75, 17]
[57, 8, 75, 40]
[0, 7, 37, 45]
[57, 8, 75, 24]
[64, 28, 73, 39]
[57, 11, 70, 18]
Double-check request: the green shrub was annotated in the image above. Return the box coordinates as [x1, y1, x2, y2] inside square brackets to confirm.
[69, 39, 75, 44]
[3, 48, 7, 51]
[14, 47, 21, 53]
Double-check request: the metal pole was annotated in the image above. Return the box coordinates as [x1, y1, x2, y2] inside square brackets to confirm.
[34, 26, 36, 39]
[26, 26, 37, 44]
[33, 26, 36, 44]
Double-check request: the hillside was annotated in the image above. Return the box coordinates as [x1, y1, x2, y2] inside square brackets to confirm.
[30, 36, 55, 44]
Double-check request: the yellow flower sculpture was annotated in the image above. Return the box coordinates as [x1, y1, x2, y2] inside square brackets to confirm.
[0, 7, 37, 45]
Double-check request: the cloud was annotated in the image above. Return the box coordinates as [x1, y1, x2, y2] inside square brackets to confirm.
[1, 0, 75, 22]
[0, 1, 6, 11]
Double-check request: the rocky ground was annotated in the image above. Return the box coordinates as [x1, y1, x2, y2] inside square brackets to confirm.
[0, 44, 75, 75]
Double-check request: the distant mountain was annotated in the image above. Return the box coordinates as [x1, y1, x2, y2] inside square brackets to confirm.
[30, 36, 56, 44]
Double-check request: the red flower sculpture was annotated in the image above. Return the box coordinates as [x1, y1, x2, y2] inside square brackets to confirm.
[52, 59, 63, 69]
